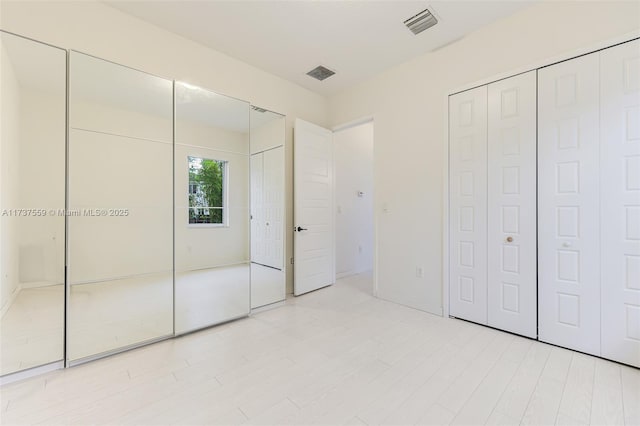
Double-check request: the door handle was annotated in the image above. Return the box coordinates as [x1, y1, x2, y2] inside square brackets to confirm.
[296, 226, 308, 232]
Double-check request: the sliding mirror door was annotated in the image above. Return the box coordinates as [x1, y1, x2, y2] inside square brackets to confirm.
[250, 107, 286, 309]
[0, 32, 66, 376]
[174, 82, 250, 334]
[67, 52, 173, 363]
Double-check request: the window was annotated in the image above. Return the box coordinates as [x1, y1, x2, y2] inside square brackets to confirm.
[188, 156, 227, 225]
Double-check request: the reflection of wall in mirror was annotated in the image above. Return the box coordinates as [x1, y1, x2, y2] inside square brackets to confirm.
[1, 48, 65, 315]
[18, 89, 65, 287]
[71, 98, 172, 143]
[68, 99, 173, 284]
[250, 116, 284, 154]
[1, 42, 21, 314]
[176, 118, 249, 272]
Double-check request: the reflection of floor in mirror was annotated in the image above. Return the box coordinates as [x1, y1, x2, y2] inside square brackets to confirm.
[175, 263, 250, 334]
[68, 273, 174, 362]
[250, 263, 285, 310]
[3, 265, 253, 373]
[0, 284, 64, 376]
[1, 271, 634, 425]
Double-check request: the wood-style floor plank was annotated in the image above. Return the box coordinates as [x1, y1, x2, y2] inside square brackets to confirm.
[0, 273, 635, 426]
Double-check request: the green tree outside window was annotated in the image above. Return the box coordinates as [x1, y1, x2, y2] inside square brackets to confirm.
[188, 156, 226, 224]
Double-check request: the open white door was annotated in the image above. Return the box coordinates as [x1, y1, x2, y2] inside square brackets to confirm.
[294, 118, 335, 295]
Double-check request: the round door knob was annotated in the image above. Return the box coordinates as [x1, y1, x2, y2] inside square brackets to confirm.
[506, 236, 513, 243]
[563, 242, 572, 248]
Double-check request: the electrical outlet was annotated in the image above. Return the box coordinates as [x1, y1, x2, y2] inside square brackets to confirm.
[416, 267, 424, 278]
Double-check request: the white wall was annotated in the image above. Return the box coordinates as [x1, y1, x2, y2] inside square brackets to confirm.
[327, 1, 640, 314]
[335, 122, 373, 278]
[68, 95, 173, 283]
[0, 40, 21, 313]
[18, 89, 65, 286]
[1, 34, 65, 315]
[0, 0, 328, 294]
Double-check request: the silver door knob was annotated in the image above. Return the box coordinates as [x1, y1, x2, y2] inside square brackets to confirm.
[563, 242, 572, 248]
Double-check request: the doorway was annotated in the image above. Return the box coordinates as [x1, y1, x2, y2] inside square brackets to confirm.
[293, 118, 374, 296]
[334, 121, 374, 285]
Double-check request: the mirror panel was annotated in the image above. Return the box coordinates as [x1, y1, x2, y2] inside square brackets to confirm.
[0, 32, 66, 376]
[67, 51, 173, 362]
[250, 107, 286, 309]
[174, 82, 250, 334]
[69, 53, 172, 143]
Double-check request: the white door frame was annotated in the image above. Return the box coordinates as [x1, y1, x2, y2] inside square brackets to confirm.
[442, 30, 640, 318]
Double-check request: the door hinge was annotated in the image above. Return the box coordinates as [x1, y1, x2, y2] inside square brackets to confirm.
[290, 257, 294, 265]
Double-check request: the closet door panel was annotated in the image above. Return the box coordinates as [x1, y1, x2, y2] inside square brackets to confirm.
[487, 71, 537, 338]
[251, 153, 265, 266]
[600, 39, 640, 367]
[449, 86, 488, 324]
[263, 147, 285, 270]
[538, 53, 601, 356]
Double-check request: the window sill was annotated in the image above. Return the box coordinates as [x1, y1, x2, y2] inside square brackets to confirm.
[187, 223, 229, 229]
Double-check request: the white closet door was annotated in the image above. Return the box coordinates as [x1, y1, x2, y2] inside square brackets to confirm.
[600, 39, 640, 367]
[263, 147, 284, 270]
[250, 153, 265, 265]
[487, 71, 537, 338]
[538, 53, 601, 356]
[449, 86, 488, 324]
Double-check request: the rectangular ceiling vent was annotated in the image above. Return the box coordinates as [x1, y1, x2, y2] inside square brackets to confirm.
[404, 8, 438, 35]
[307, 65, 336, 81]
[251, 106, 267, 113]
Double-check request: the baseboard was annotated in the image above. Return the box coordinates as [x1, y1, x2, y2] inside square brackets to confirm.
[20, 280, 60, 289]
[336, 271, 356, 280]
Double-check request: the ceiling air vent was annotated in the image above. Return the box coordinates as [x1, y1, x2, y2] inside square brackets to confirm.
[404, 8, 438, 35]
[306, 65, 336, 81]
[251, 106, 267, 113]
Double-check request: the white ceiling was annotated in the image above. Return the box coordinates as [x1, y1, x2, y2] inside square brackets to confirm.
[105, 1, 535, 96]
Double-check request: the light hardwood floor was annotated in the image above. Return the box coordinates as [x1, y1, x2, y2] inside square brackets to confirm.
[1, 273, 638, 425]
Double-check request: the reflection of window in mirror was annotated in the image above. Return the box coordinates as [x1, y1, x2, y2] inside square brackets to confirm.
[188, 156, 228, 225]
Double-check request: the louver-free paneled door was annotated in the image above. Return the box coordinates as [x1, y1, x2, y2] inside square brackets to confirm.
[487, 71, 537, 338]
[449, 86, 488, 325]
[600, 39, 640, 367]
[450, 74, 537, 337]
[538, 52, 601, 357]
[450, 38, 639, 366]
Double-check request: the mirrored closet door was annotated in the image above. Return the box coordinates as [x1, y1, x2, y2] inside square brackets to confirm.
[174, 82, 250, 334]
[67, 52, 174, 363]
[250, 107, 286, 309]
[0, 31, 66, 376]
